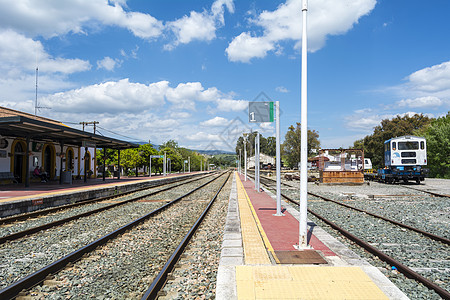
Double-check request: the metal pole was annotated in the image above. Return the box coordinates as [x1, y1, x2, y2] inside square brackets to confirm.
[163, 152, 166, 176]
[59, 141, 64, 184]
[255, 134, 257, 190]
[188, 156, 190, 173]
[256, 132, 260, 192]
[117, 150, 121, 179]
[25, 136, 30, 187]
[239, 149, 242, 174]
[149, 157, 151, 178]
[275, 101, 284, 216]
[103, 147, 106, 181]
[298, 0, 309, 249]
[84, 147, 88, 183]
[244, 137, 247, 181]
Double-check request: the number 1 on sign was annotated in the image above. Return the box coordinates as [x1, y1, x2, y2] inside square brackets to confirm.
[250, 111, 255, 122]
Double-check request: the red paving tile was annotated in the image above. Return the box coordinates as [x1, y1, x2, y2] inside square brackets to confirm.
[239, 174, 336, 256]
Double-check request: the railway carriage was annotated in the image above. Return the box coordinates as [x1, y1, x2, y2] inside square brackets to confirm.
[378, 135, 427, 184]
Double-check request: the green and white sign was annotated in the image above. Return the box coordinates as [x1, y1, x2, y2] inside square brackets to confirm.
[248, 102, 274, 123]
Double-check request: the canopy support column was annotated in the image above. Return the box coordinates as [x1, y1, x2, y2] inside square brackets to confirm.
[59, 141, 64, 184]
[25, 136, 30, 188]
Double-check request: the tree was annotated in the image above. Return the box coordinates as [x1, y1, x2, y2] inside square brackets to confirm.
[266, 136, 276, 156]
[281, 123, 320, 169]
[120, 148, 140, 175]
[353, 114, 432, 169]
[235, 132, 274, 157]
[419, 112, 450, 178]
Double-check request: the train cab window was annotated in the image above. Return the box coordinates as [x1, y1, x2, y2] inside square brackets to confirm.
[392, 142, 396, 151]
[399, 141, 419, 150]
[420, 141, 425, 150]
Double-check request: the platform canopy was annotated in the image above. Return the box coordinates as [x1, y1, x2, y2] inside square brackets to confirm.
[0, 115, 139, 150]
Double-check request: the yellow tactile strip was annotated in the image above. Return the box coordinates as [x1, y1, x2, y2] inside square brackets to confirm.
[236, 265, 389, 299]
[236, 172, 271, 265]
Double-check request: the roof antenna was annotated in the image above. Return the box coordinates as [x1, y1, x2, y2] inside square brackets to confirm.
[34, 46, 50, 117]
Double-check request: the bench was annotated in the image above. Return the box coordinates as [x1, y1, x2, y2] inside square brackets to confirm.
[0, 172, 18, 183]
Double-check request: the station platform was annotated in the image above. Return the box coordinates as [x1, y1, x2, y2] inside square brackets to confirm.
[216, 172, 408, 300]
[0, 172, 205, 218]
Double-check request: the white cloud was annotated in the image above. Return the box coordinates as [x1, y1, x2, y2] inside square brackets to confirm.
[97, 57, 122, 71]
[186, 132, 221, 142]
[0, 0, 163, 39]
[165, 0, 234, 50]
[0, 30, 91, 74]
[387, 61, 450, 110]
[407, 61, 450, 93]
[0, 29, 91, 103]
[39, 79, 168, 114]
[216, 99, 248, 112]
[397, 96, 443, 108]
[169, 111, 191, 119]
[276, 86, 289, 93]
[226, 33, 274, 63]
[200, 116, 229, 127]
[226, 0, 376, 62]
[165, 82, 219, 110]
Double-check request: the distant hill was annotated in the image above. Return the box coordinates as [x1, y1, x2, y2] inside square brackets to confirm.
[195, 149, 235, 155]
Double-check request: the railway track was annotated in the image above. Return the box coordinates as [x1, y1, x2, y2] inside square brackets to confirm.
[0, 172, 214, 226]
[0, 172, 215, 243]
[143, 172, 231, 299]
[0, 172, 228, 298]
[249, 173, 450, 299]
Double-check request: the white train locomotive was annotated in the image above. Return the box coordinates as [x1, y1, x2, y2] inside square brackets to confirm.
[378, 135, 428, 184]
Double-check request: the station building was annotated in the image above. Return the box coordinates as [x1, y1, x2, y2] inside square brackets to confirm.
[0, 106, 138, 186]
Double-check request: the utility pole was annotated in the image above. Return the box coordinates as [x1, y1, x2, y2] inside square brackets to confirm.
[79, 121, 99, 133]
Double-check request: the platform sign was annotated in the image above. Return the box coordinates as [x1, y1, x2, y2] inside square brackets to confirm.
[249, 102, 274, 123]
[151, 155, 164, 158]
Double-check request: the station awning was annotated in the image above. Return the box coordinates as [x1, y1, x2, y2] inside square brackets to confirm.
[0, 115, 139, 150]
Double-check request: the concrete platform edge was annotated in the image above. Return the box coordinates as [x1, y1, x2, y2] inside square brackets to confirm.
[216, 174, 240, 300]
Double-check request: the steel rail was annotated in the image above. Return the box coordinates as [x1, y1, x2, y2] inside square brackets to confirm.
[307, 191, 450, 245]
[142, 172, 231, 299]
[0, 172, 227, 300]
[278, 191, 450, 300]
[0, 173, 216, 244]
[399, 184, 450, 199]
[0, 172, 213, 225]
[250, 174, 450, 245]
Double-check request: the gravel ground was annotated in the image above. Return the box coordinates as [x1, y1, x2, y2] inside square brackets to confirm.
[275, 177, 450, 300]
[20, 172, 230, 299]
[160, 174, 231, 299]
[0, 174, 221, 290]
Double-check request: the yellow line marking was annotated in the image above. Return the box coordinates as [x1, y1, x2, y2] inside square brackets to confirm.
[236, 172, 272, 265]
[235, 173, 281, 264]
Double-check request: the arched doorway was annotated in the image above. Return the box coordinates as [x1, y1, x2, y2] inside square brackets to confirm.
[11, 140, 26, 183]
[66, 147, 74, 171]
[42, 144, 56, 180]
[85, 151, 91, 178]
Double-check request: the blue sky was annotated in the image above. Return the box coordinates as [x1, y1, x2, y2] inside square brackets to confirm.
[0, 0, 449, 152]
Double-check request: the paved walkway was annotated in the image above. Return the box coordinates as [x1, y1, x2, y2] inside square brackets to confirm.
[216, 172, 408, 300]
